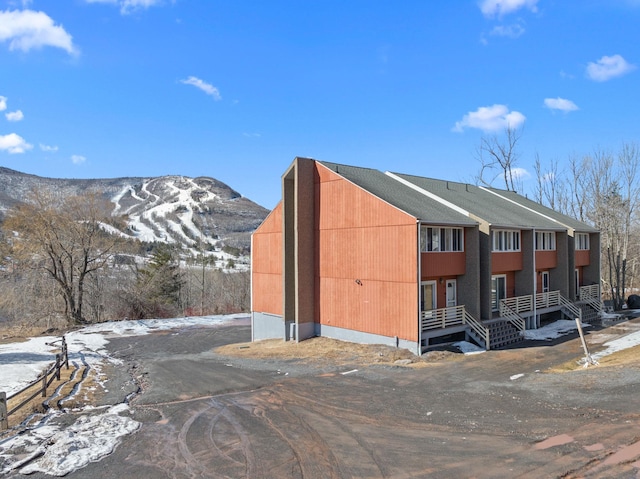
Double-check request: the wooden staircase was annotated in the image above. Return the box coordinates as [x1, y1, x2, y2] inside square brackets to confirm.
[487, 319, 523, 349]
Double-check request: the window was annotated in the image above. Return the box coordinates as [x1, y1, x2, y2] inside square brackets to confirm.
[492, 230, 520, 252]
[576, 233, 590, 250]
[541, 271, 550, 293]
[420, 226, 463, 252]
[535, 231, 556, 251]
[421, 281, 437, 312]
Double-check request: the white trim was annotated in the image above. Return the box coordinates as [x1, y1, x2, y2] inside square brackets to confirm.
[479, 186, 565, 230]
[421, 281, 437, 312]
[386, 172, 471, 217]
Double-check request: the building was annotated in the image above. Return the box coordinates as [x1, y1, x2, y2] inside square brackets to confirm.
[251, 157, 601, 353]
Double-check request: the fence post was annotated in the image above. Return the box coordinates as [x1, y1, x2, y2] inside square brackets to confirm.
[55, 354, 61, 381]
[63, 336, 69, 370]
[41, 374, 47, 398]
[0, 392, 7, 431]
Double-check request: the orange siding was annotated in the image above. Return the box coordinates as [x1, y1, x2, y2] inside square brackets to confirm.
[492, 251, 523, 273]
[318, 278, 417, 339]
[421, 252, 465, 279]
[315, 164, 418, 342]
[252, 203, 283, 315]
[505, 271, 517, 298]
[535, 250, 557, 269]
[575, 249, 590, 267]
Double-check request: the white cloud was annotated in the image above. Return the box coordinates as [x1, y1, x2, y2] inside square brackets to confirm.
[0, 96, 6, 111]
[586, 54, 636, 82]
[453, 104, 526, 133]
[544, 97, 579, 113]
[5, 109, 24, 121]
[71, 154, 86, 164]
[490, 23, 525, 38]
[0, 9, 77, 55]
[0, 133, 33, 153]
[180, 76, 221, 100]
[40, 143, 58, 152]
[84, 0, 163, 15]
[479, 0, 539, 18]
[511, 167, 530, 180]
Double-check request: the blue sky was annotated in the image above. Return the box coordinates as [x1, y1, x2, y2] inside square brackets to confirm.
[1, 0, 639, 209]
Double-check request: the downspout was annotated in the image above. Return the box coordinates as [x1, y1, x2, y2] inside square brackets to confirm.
[417, 220, 422, 356]
[533, 227, 537, 329]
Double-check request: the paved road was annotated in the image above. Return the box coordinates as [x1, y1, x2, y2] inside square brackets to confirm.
[9, 319, 640, 478]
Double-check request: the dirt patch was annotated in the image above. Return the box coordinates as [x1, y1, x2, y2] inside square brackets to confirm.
[215, 337, 461, 368]
[4, 365, 77, 429]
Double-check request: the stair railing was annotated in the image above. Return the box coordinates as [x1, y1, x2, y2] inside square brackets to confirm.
[463, 309, 490, 350]
[500, 302, 526, 332]
[559, 294, 582, 322]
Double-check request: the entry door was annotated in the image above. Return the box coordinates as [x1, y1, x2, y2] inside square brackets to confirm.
[542, 271, 550, 293]
[446, 280, 457, 307]
[491, 275, 506, 312]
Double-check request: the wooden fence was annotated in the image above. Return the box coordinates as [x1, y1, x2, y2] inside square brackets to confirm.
[0, 337, 69, 431]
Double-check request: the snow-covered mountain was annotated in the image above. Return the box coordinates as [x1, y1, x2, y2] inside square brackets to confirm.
[0, 167, 269, 256]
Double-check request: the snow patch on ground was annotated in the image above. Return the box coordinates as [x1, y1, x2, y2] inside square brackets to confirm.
[1, 405, 139, 476]
[592, 330, 640, 361]
[523, 319, 590, 341]
[452, 341, 486, 355]
[0, 314, 246, 477]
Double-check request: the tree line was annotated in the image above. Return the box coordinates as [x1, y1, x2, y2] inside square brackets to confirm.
[0, 190, 249, 332]
[477, 128, 639, 310]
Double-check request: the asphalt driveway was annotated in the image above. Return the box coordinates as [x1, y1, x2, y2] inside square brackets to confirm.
[7, 318, 640, 479]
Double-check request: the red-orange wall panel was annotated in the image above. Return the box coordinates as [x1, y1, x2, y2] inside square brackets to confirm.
[252, 273, 283, 315]
[535, 250, 557, 269]
[575, 250, 590, 267]
[252, 203, 283, 315]
[317, 225, 417, 283]
[421, 252, 466, 278]
[505, 271, 516, 298]
[492, 251, 523, 273]
[317, 277, 418, 341]
[314, 164, 419, 342]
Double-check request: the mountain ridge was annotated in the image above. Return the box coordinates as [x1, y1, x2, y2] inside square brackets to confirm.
[0, 166, 269, 256]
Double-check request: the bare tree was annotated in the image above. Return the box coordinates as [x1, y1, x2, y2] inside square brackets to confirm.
[2, 190, 122, 325]
[533, 153, 563, 210]
[476, 126, 523, 192]
[566, 155, 590, 222]
[584, 145, 640, 309]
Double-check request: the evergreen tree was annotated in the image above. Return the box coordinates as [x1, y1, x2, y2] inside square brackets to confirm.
[128, 245, 184, 318]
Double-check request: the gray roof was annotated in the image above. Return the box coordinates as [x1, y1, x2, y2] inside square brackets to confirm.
[317, 161, 477, 226]
[485, 187, 598, 233]
[390, 173, 564, 230]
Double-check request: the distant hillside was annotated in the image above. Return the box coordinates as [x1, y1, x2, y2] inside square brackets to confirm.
[0, 167, 269, 255]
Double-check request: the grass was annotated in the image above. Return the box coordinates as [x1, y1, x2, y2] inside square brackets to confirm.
[5, 364, 77, 429]
[215, 336, 461, 368]
[548, 343, 640, 373]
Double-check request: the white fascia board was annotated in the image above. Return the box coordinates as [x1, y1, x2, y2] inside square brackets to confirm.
[385, 172, 470, 217]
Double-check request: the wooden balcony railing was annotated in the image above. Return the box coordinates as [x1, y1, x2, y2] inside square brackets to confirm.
[421, 305, 489, 350]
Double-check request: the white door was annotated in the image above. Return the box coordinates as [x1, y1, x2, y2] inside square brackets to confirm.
[446, 279, 457, 307]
